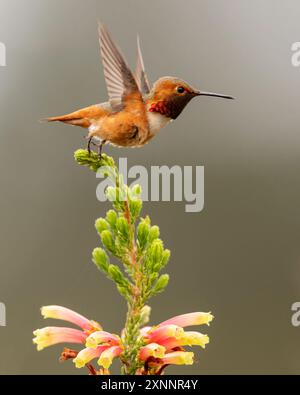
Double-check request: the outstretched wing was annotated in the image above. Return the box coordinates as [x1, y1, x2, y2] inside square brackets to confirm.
[135, 36, 151, 95]
[99, 24, 142, 111]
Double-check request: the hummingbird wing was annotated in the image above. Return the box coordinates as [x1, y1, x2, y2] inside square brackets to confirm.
[99, 24, 142, 111]
[135, 36, 151, 94]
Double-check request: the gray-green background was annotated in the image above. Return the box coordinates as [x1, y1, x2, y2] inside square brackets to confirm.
[0, 0, 300, 374]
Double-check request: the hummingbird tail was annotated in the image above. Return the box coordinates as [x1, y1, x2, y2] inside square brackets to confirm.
[42, 113, 91, 128]
[41, 105, 109, 128]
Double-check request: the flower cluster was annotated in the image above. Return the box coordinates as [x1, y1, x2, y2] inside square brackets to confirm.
[33, 305, 213, 375]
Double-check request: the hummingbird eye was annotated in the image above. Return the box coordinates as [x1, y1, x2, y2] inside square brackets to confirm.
[176, 86, 185, 94]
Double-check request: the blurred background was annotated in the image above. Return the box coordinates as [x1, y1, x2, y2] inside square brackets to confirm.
[0, 0, 300, 374]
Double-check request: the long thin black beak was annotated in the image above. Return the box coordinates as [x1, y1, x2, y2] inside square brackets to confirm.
[196, 90, 235, 100]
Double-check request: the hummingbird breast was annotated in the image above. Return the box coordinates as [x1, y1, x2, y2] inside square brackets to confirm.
[146, 109, 171, 136]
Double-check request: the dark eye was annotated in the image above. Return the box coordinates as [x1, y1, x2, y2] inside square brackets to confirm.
[176, 86, 185, 94]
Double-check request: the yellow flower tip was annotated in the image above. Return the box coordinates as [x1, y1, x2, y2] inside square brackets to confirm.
[40, 306, 52, 319]
[199, 334, 209, 349]
[206, 313, 214, 326]
[184, 332, 210, 349]
[98, 355, 113, 370]
[97, 346, 122, 369]
[32, 328, 49, 351]
[152, 345, 165, 358]
[32, 336, 44, 351]
[184, 352, 194, 365]
[174, 351, 194, 365]
[73, 357, 86, 369]
[162, 351, 194, 366]
[85, 336, 98, 349]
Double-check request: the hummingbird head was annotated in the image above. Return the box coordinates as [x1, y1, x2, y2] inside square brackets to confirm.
[148, 77, 234, 119]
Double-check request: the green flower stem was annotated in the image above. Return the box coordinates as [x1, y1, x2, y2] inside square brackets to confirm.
[121, 200, 145, 374]
[74, 149, 170, 375]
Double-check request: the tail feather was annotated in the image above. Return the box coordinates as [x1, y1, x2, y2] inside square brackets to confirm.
[42, 112, 91, 128]
[42, 105, 109, 129]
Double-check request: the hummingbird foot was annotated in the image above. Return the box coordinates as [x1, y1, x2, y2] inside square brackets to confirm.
[87, 136, 93, 156]
[98, 140, 107, 159]
[86, 136, 106, 158]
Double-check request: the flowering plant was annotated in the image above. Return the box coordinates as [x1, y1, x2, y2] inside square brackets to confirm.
[33, 150, 213, 375]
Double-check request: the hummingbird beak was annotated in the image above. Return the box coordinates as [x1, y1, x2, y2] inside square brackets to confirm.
[195, 90, 235, 100]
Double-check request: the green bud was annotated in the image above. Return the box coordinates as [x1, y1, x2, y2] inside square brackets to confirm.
[150, 239, 164, 267]
[151, 274, 169, 295]
[161, 249, 171, 268]
[137, 220, 150, 250]
[95, 218, 109, 235]
[129, 199, 142, 221]
[144, 216, 151, 226]
[92, 248, 110, 273]
[106, 186, 117, 202]
[149, 225, 160, 242]
[149, 272, 159, 283]
[131, 184, 142, 198]
[106, 210, 117, 229]
[101, 230, 115, 253]
[140, 305, 151, 325]
[117, 285, 130, 300]
[108, 264, 126, 286]
[116, 216, 129, 240]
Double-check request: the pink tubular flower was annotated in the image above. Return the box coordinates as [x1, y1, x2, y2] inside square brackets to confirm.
[85, 331, 121, 348]
[33, 305, 124, 374]
[98, 346, 123, 369]
[139, 343, 166, 361]
[73, 346, 110, 368]
[137, 311, 214, 374]
[145, 325, 184, 343]
[159, 331, 209, 351]
[33, 327, 87, 351]
[34, 306, 213, 375]
[149, 351, 194, 367]
[158, 312, 214, 328]
[41, 305, 101, 333]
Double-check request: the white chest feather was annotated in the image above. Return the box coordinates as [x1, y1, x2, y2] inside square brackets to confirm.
[147, 111, 171, 136]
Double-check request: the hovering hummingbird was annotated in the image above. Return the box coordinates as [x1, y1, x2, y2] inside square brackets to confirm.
[46, 25, 234, 156]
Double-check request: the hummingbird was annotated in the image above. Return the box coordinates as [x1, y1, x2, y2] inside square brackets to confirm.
[45, 25, 234, 156]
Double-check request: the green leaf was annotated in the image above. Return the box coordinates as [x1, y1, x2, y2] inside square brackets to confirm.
[151, 274, 169, 295]
[106, 210, 118, 229]
[131, 184, 141, 197]
[92, 248, 110, 273]
[149, 239, 164, 269]
[137, 220, 150, 251]
[161, 249, 171, 268]
[116, 216, 130, 240]
[74, 149, 115, 172]
[149, 225, 160, 242]
[108, 264, 128, 288]
[117, 285, 130, 300]
[100, 230, 115, 253]
[95, 218, 109, 235]
[129, 199, 142, 221]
